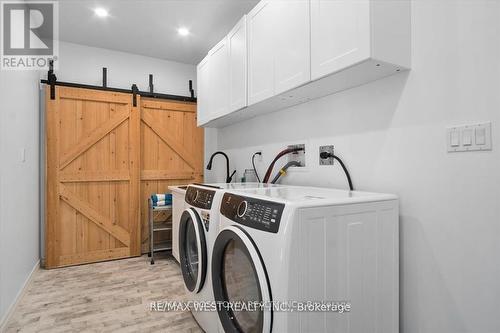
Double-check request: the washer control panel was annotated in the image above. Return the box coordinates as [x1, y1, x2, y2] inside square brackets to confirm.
[220, 193, 285, 233]
[185, 186, 216, 210]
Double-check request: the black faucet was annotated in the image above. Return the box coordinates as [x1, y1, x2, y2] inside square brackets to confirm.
[206, 151, 236, 183]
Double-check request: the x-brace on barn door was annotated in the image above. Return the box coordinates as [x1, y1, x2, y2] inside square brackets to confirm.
[45, 86, 141, 268]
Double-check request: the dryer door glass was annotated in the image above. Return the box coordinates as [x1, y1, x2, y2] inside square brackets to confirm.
[212, 226, 272, 333]
[179, 208, 207, 293]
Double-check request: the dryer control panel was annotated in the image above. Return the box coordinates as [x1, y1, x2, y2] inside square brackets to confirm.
[185, 186, 216, 210]
[220, 193, 285, 233]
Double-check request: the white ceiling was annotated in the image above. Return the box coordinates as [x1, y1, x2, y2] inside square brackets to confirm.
[57, 0, 258, 65]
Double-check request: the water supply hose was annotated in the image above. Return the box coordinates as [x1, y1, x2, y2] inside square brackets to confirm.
[263, 147, 304, 183]
[252, 152, 262, 182]
[270, 161, 302, 184]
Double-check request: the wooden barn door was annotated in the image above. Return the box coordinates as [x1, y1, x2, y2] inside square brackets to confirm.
[140, 98, 204, 253]
[45, 86, 141, 268]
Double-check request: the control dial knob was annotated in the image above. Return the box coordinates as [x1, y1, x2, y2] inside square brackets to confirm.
[187, 189, 199, 203]
[237, 201, 248, 217]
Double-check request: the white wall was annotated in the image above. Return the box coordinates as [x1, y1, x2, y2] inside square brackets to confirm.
[0, 70, 41, 326]
[207, 1, 500, 332]
[56, 41, 196, 95]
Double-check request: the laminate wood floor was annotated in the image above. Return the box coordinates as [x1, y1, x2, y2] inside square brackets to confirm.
[3, 254, 202, 333]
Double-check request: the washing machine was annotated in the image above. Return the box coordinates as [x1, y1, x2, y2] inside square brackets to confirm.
[212, 186, 399, 333]
[179, 184, 220, 333]
[179, 183, 288, 333]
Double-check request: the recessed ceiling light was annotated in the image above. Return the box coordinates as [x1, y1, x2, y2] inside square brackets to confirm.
[94, 8, 109, 18]
[177, 27, 190, 36]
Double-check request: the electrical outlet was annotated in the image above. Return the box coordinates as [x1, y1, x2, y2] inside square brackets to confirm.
[319, 145, 334, 165]
[287, 144, 305, 167]
[257, 151, 263, 162]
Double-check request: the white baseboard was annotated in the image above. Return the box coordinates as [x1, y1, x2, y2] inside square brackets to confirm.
[0, 260, 40, 333]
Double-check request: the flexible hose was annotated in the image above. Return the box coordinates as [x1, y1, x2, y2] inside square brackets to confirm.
[252, 152, 262, 183]
[320, 152, 353, 190]
[270, 161, 301, 184]
[334, 155, 353, 191]
[263, 147, 304, 183]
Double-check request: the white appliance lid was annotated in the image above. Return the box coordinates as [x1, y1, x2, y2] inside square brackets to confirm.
[230, 186, 397, 205]
[204, 182, 284, 190]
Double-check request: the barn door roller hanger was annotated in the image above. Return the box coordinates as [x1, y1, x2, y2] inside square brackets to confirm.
[41, 60, 197, 103]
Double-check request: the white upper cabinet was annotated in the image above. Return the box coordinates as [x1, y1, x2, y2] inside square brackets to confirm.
[208, 37, 230, 119]
[311, 0, 370, 80]
[311, 0, 411, 80]
[196, 54, 210, 126]
[197, 0, 410, 127]
[248, 0, 311, 105]
[228, 15, 248, 112]
[247, 0, 275, 105]
[273, 0, 311, 94]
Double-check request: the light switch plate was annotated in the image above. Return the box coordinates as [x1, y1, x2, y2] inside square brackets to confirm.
[447, 122, 492, 152]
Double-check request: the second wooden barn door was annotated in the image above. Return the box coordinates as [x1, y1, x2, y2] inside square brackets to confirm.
[46, 87, 141, 268]
[140, 98, 204, 252]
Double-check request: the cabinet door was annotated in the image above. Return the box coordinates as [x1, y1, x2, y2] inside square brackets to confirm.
[311, 0, 371, 80]
[196, 54, 210, 125]
[208, 38, 230, 119]
[247, 0, 275, 105]
[274, 0, 311, 94]
[228, 15, 247, 112]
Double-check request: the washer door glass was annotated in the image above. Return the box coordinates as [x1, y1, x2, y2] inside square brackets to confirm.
[179, 208, 206, 293]
[212, 226, 272, 333]
[223, 239, 262, 332]
[185, 221, 199, 280]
